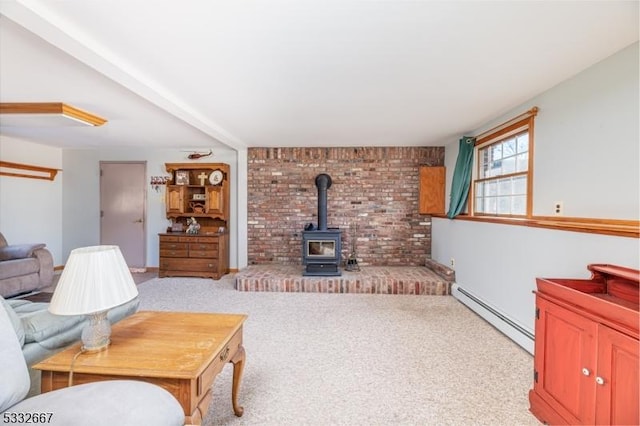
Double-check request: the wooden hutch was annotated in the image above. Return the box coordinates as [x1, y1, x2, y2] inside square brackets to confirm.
[159, 163, 230, 279]
[529, 264, 639, 425]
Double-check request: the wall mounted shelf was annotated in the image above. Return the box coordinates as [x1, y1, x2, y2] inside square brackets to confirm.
[0, 161, 60, 181]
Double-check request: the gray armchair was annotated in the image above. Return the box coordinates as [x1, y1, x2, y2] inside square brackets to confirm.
[0, 232, 54, 298]
[0, 299, 185, 426]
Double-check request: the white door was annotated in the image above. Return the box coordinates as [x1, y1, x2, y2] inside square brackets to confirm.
[100, 162, 146, 269]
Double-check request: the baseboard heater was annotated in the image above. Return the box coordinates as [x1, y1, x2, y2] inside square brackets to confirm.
[452, 283, 534, 354]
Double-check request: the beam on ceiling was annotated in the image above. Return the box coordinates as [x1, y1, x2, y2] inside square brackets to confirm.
[0, 0, 246, 150]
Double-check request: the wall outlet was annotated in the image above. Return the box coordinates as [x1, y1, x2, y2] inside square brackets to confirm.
[450, 258, 455, 268]
[554, 201, 563, 215]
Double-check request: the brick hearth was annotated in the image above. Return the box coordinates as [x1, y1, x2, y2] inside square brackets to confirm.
[235, 264, 453, 295]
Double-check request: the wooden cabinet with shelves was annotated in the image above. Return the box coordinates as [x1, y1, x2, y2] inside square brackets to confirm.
[161, 163, 230, 278]
[418, 166, 445, 215]
[165, 163, 230, 225]
[529, 264, 639, 425]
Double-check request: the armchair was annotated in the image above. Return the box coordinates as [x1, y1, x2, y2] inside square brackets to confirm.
[0, 232, 53, 298]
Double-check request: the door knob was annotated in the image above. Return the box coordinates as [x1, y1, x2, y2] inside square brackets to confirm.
[581, 368, 591, 376]
[133, 218, 144, 223]
[595, 376, 605, 385]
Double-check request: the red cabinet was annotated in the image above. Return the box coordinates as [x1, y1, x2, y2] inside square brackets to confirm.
[529, 264, 639, 425]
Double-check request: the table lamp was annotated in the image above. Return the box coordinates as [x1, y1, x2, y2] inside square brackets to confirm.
[49, 245, 138, 352]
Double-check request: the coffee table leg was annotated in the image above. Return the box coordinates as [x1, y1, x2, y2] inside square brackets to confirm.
[230, 345, 246, 417]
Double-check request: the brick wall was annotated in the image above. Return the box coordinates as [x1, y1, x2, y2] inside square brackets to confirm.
[247, 147, 444, 266]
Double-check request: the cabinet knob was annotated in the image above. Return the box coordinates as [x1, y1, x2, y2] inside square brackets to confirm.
[595, 376, 605, 386]
[581, 368, 591, 376]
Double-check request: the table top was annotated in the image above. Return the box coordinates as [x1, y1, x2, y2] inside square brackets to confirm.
[33, 311, 247, 379]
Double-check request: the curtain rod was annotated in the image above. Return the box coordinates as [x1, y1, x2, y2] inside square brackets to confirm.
[475, 106, 539, 141]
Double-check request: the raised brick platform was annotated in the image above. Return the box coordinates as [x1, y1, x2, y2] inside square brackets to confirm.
[235, 264, 453, 295]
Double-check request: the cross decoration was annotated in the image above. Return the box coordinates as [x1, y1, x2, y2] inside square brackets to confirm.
[197, 172, 208, 186]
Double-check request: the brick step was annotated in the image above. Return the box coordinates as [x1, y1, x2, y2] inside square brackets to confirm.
[235, 265, 452, 295]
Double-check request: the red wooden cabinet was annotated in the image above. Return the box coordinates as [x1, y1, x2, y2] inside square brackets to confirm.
[529, 264, 639, 425]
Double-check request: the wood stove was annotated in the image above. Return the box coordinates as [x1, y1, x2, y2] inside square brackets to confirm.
[302, 174, 342, 276]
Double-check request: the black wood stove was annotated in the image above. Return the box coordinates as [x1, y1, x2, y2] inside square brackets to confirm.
[302, 174, 342, 276]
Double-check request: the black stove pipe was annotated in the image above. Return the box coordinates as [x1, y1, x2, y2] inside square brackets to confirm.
[315, 173, 332, 231]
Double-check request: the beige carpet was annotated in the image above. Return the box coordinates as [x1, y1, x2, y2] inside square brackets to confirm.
[136, 275, 540, 426]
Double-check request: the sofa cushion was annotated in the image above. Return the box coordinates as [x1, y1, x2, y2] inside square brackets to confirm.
[0, 299, 30, 412]
[0, 296, 25, 347]
[0, 244, 45, 261]
[20, 310, 85, 345]
[0, 258, 40, 280]
[6, 380, 185, 426]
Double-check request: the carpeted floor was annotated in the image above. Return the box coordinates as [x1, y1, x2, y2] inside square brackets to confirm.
[136, 275, 541, 426]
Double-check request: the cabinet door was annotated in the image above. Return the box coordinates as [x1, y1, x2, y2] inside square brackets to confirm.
[595, 325, 639, 425]
[206, 186, 225, 216]
[166, 186, 185, 214]
[418, 166, 445, 214]
[534, 297, 597, 424]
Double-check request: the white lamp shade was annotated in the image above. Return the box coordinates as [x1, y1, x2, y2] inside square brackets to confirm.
[49, 246, 138, 316]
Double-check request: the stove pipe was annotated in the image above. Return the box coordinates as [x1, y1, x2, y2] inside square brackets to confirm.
[315, 173, 332, 231]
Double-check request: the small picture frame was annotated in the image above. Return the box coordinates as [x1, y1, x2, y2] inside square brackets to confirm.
[175, 170, 189, 185]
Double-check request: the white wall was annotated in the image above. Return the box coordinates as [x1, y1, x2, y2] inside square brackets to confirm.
[62, 148, 239, 268]
[0, 136, 63, 264]
[434, 42, 639, 351]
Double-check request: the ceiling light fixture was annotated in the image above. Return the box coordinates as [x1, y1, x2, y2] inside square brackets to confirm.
[0, 102, 107, 126]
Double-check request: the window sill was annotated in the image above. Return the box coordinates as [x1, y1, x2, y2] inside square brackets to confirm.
[431, 214, 639, 238]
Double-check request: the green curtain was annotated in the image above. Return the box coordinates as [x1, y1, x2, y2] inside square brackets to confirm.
[447, 136, 475, 219]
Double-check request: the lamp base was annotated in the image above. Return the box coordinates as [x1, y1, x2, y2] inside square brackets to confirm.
[81, 310, 111, 352]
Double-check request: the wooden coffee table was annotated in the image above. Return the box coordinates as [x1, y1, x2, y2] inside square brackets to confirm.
[33, 311, 247, 425]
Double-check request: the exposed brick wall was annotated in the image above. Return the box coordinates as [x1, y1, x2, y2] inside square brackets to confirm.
[247, 147, 444, 267]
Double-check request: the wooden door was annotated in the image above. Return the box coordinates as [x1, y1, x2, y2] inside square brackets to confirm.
[534, 297, 597, 424]
[206, 186, 224, 216]
[100, 162, 146, 269]
[595, 325, 639, 425]
[166, 186, 185, 215]
[418, 166, 445, 214]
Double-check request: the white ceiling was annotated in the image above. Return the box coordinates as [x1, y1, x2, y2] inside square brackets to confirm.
[0, 0, 637, 151]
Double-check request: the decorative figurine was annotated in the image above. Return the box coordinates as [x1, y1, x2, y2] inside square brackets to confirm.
[186, 217, 200, 234]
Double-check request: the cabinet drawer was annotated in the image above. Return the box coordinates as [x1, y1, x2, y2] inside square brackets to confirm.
[191, 236, 219, 243]
[189, 250, 218, 258]
[190, 243, 218, 251]
[160, 241, 188, 250]
[159, 235, 182, 243]
[197, 328, 243, 396]
[160, 258, 217, 272]
[160, 249, 188, 258]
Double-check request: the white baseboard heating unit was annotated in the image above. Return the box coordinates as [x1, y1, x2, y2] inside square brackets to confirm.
[452, 283, 534, 354]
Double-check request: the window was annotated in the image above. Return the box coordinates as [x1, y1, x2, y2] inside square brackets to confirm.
[471, 113, 535, 217]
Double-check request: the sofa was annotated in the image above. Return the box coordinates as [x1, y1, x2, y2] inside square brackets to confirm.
[0, 298, 185, 426]
[0, 295, 139, 396]
[0, 232, 54, 298]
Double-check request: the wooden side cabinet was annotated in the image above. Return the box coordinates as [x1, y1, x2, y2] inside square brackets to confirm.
[158, 233, 229, 280]
[418, 166, 445, 215]
[529, 264, 639, 425]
